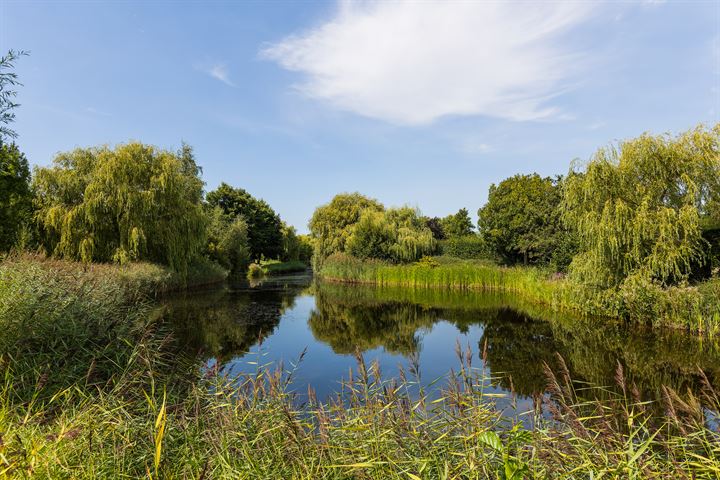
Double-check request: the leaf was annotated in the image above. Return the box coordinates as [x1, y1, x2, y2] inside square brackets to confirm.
[478, 431, 502, 452]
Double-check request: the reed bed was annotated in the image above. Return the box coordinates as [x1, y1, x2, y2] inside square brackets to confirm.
[1, 340, 719, 478]
[1, 254, 719, 478]
[318, 254, 720, 334]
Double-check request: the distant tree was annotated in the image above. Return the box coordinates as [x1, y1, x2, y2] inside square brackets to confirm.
[0, 141, 32, 251]
[309, 193, 384, 265]
[204, 206, 250, 274]
[0, 50, 28, 141]
[279, 225, 314, 263]
[424, 216, 446, 240]
[296, 234, 314, 263]
[346, 207, 435, 263]
[563, 124, 720, 288]
[33, 142, 207, 274]
[206, 183, 283, 261]
[441, 208, 474, 238]
[478, 174, 570, 267]
[440, 235, 490, 260]
[346, 210, 396, 261]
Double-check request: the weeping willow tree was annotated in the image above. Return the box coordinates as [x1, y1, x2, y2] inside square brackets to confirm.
[33, 142, 207, 274]
[563, 124, 720, 290]
[309, 193, 385, 267]
[346, 207, 436, 263]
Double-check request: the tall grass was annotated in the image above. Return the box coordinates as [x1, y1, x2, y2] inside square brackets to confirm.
[318, 253, 720, 334]
[260, 259, 309, 275]
[1, 341, 719, 478]
[1, 254, 719, 477]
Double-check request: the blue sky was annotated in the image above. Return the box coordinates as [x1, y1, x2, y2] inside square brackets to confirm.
[1, 0, 718, 232]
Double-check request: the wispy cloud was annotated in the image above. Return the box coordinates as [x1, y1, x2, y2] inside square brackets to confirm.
[262, 1, 598, 125]
[197, 62, 236, 87]
[85, 107, 111, 117]
[460, 139, 493, 155]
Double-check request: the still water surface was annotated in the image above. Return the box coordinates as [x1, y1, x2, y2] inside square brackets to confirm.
[163, 272, 720, 413]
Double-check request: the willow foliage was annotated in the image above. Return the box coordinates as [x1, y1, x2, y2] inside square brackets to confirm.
[563, 124, 720, 289]
[33, 142, 207, 274]
[346, 207, 436, 263]
[309, 193, 384, 265]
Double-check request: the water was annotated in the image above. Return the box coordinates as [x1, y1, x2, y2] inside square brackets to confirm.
[163, 272, 720, 412]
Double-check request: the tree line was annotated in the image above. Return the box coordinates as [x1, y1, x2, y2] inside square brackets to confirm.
[0, 52, 311, 277]
[310, 124, 720, 304]
[4, 139, 311, 276]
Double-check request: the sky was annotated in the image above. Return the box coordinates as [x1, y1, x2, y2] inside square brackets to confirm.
[1, 0, 719, 232]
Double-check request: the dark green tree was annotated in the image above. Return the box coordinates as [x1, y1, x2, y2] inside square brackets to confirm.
[0, 141, 32, 250]
[206, 183, 283, 260]
[204, 206, 250, 275]
[441, 208, 474, 238]
[423, 216, 446, 240]
[478, 174, 571, 267]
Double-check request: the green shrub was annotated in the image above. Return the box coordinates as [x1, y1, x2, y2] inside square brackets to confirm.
[439, 235, 490, 259]
[260, 259, 308, 275]
[247, 262, 264, 278]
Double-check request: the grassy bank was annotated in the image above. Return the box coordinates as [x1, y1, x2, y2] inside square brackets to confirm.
[318, 254, 720, 334]
[1, 256, 719, 477]
[249, 259, 309, 278]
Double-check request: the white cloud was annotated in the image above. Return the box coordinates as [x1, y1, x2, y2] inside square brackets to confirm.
[198, 63, 236, 87]
[262, 1, 598, 125]
[460, 139, 493, 155]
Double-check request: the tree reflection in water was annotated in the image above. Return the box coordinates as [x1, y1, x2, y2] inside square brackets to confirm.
[162, 275, 720, 408]
[310, 282, 720, 402]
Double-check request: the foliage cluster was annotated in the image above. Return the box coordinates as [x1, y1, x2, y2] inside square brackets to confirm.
[440, 207, 475, 238]
[478, 173, 574, 269]
[438, 234, 490, 259]
[204, 206, 250, 275]
[423, 208, 475, 240]
[0, 51, 32, 252]
[280, 223, 313, 263]
[32, 142, 207, 275]
[206, 182, 284, 261]
[310, 194, 435, 266]
[0, 141, 31, 250]
[0, 50, 27, 140]
[564, 125, 720, 290]
[308, 192, 384, 265]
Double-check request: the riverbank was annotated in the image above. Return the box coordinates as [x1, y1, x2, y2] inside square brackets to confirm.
[318, 253, 720, 334]
[1, 255, 719, 477]
[259, 259, 309, 275]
